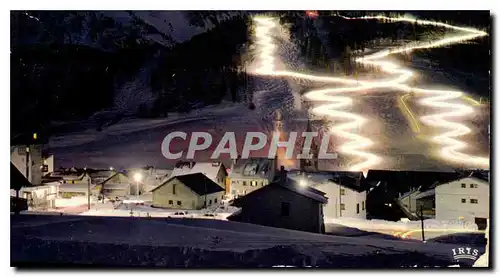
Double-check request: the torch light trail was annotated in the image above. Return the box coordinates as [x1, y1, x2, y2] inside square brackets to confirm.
[251, 15, 489, 171]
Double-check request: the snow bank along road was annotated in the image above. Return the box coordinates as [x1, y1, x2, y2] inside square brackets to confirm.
[251, 15, 489, 173]
[12, 214, 467, 267]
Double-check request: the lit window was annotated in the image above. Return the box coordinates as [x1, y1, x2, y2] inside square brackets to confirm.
[461, 199, 466, 203]
[340, 204, 345, 210]
[470, 199, 478, 204]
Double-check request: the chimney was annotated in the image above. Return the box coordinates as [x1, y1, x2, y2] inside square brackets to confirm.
[280, 166, 286, 184]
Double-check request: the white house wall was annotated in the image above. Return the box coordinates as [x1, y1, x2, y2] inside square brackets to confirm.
[229, 177, 270, 196]
[11, 145, 43, 185]
[435, 177, 489, 222]
[314, 182, 366, 219]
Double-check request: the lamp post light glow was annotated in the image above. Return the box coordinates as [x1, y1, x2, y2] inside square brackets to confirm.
[299, 179, 307, 187]
[133, 172, 143, 196]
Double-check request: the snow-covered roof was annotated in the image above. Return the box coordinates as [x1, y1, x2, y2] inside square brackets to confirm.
[59, 183, 96, 193]
[229, 158, 274, 179]
[88, 170, 115, 179]
[50, 171, 88, 181]
[18, 184, 59, 192]
[399, 188, 421, 200]
[102, 183, 129, 190]
[287, 170, 366, 193]
[415, 189, 435, 200]
[170, 161, 225, 182]
[280, 178, 328, 204]
[234, 177, 328, 205]
[434, 170, 490, 188]
[153, 173, 224, 196]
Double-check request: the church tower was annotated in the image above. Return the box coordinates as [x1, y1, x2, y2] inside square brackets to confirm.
[300, 115, 319, 172]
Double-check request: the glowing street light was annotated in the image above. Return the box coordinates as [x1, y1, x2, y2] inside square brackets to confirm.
[109, 167, 114, 171]
[133, 172, 143, 196]
[299, 179, 307, 187]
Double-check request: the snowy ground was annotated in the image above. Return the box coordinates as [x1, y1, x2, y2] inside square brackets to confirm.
[78, 201, 240, 220]
[325, 217, 481, 240]
[11, 213, 471, 268]
[32, 197, 481, 242]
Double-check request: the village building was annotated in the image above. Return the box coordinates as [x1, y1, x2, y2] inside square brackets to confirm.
[435, 171, 489, 229]
[398, 188, 421, 215]
[10, 163, 58, 209]
[11, 144, 44, 186]
[58, 181, 99, 199]
[48, 167, 92, 185]
[151, 173, 225, 210]
[99, 171, 140, 199]
[126, 166, 173, 193]
[227, 158, 276, 197]
[228, 168, 328, 233]
[87, 169, 116, 185]
[288, 170, 367, 219]
[397, 184, 439, 219]
[366, 169, 461, 220]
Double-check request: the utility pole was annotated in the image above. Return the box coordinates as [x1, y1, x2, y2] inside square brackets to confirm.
[87, 173, 91, 210]
[25, 146, 30, 183]
[204, 176, 207, 209]
[420, 205, 425, 242]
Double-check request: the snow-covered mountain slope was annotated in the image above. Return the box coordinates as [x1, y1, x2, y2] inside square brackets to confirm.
[133, 11, 243, 44]
[11, 11, 247, 129]
[14, 11, 243, 50]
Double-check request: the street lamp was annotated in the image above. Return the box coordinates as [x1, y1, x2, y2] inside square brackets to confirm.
[299, 179, 307, 187]
[133, 172, 143, 196]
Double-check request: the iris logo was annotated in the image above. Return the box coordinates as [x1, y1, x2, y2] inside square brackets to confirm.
[451, 247, 480, 262]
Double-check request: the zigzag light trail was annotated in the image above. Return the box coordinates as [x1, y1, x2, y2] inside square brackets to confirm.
[251, 15, 489, 172]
